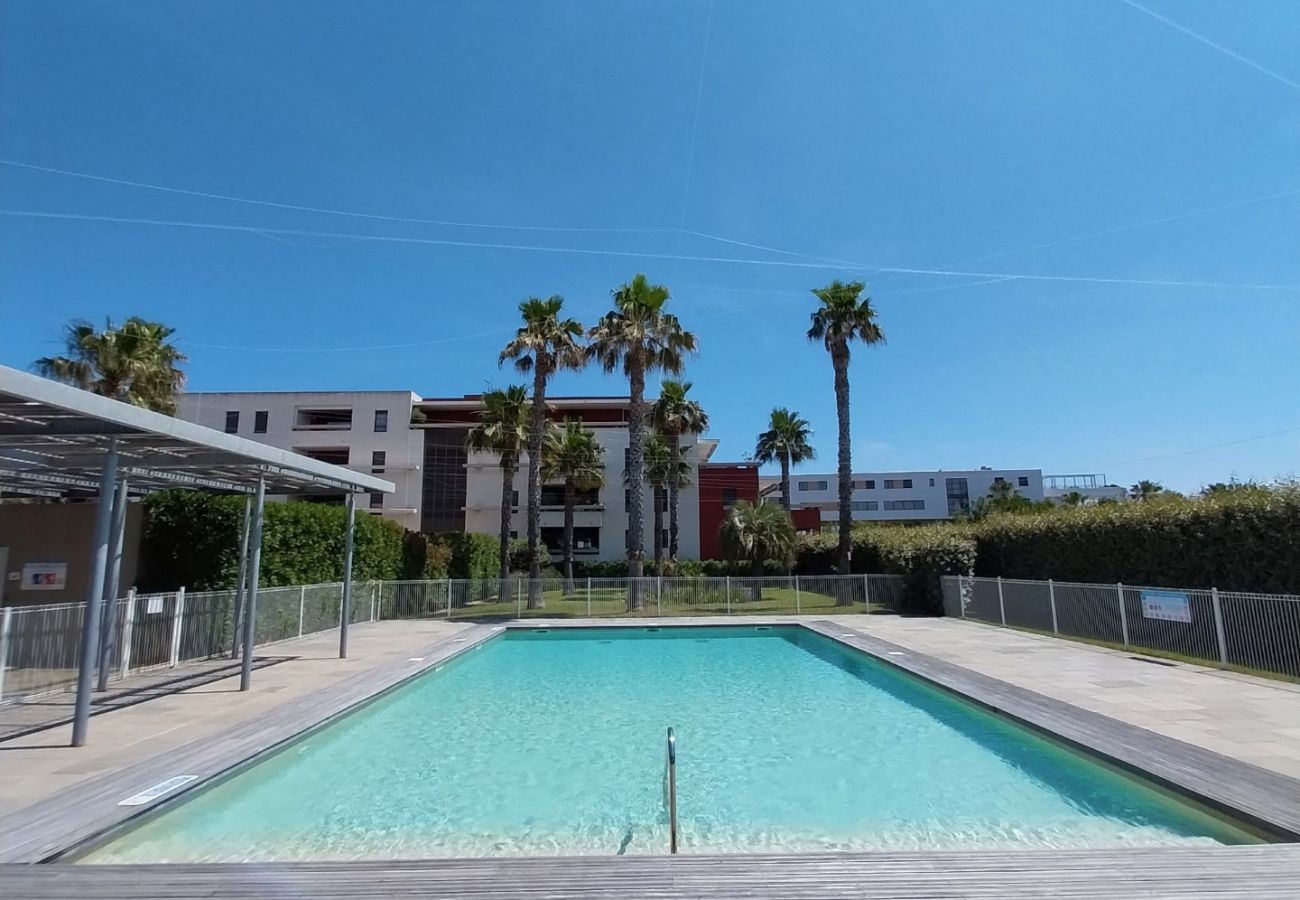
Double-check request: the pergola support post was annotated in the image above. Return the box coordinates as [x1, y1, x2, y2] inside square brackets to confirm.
[339, 493, 356, 659]
[230, 495, 252, 659]
[71, 441, 119, 747]
[96, 475, 131, 691]
[240, 478, 266, 692]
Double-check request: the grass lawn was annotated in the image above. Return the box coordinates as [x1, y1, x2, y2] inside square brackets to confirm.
[444, 587, 882, 620]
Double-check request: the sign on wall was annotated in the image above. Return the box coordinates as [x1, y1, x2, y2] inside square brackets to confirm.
[22, 562, 68, 591]
[1140, 589, 1192, 623]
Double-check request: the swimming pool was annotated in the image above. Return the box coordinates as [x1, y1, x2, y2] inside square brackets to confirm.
[82, 626, 1260, 861]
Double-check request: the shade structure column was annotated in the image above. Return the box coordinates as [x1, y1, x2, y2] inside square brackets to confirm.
[229, 494, 253, 660]
[239, 478, 266, 692]
[96, 474, 131, 691]
[339, 492, 356, 659]
[71, 441, 119, 747]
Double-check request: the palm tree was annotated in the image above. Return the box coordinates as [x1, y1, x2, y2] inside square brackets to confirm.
[587, 274, 697, 609]
[499, 296, 585, 608]
[542, 418, 606, 592]
[807, 280, 885, 579]
[753, 407, 815, 512]
[652, 380, 708, 566]
[465, 386, 530, 598]
[633, 434, 693, 575]
[1130, 479, 1165, 501]
[34, 317, 187, 413]
[720, 501, 797, 599]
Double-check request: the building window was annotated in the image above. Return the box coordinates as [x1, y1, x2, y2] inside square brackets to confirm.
[224, 411, 239, 433]
[374, 409, 389, 433]
[661, 529, 669, 549]
[929, 478, 935, 487]
[797, 480, 829, 491]
[721, 487, 738, 508]
[993, 476, 1006, 484]
[542, 484, 598, 507]
[851, 500, 878, 511]
[542, 526, 600, 553]
[1018, 476, 1030, 487]
[655, 486, 668, 513]
[511, 490, 519, 508]
[851, 479, 876, 490]
[371, 450, 386, 473]
[294, 408, 353, 430]
[369, 492, 383, 510]
[299, 447, 349, 465]
[883, 478, 913, 489]
[884, 499, 925, 511]
[946, 477, 970, 516]
[253, 410, 268, 434]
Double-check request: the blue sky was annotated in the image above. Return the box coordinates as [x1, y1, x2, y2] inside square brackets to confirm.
[2, 0, 1298, 492]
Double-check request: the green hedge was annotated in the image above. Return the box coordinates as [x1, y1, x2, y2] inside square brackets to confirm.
[797, 526, 975, 615]
[139, 490, 406, 591]
[971, 489, 1300, 594]
[427, 531, 499, 581]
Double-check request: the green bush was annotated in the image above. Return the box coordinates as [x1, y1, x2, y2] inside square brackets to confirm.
[971, 489, 1300, 593]
[428, 531, 499, 582]
[139, 490, 405, 591]
[401, 532, 452, 580]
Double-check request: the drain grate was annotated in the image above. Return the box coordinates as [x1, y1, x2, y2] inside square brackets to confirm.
[1129, 655, 1178, 667]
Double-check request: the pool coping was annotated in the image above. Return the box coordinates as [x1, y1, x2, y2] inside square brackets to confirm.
[0, 616, 1296, 870]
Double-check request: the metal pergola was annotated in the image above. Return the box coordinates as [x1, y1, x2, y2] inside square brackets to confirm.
[0, 364, 394, 746]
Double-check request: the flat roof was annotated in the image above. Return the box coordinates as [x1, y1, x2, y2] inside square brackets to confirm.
[0, 365, 394, 497]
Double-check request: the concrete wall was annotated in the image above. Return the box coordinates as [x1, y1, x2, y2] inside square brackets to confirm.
[179, 390, 423, 531]
[0, 502, 142, 607]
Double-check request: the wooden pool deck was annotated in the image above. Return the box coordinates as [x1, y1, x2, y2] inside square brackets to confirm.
[1, 617, 1297, 898]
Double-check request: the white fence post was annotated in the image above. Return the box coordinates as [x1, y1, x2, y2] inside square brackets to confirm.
[862, 573, 870, 611]
[168, 586, 186, 667]
[446, 579, 453, 619]
[119, 588, 136, 679]
[0, 606, 12, 702]
[516, 578, 522, 618]
[586, 577, 592, 616]
[369, 584, 377, 622]
[996, 576, 1006, 625]
[725, 576, 731, 614]
[298, 585, 306, 639]
[656, 576, 662, 616]
[958, 574, 966, 618]
[1117, 582, 1129, 647]
[794, 575, 801, 614]
[1048, 579, 1059, 634]
[1210, 587, 1229, 666]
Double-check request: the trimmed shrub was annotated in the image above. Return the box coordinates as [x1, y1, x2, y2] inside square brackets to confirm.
[139, 490, 405, 591]
[428, 531, 500, 582]
[401, 532, 452, 580]
[972, 489, 1300, 593]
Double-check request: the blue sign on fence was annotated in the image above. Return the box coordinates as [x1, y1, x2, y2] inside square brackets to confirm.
[1140, 590, 1192, 623]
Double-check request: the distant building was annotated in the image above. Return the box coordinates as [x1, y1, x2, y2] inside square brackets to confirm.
[1043, 474, 1128, 504]
[180, 389, 751, 561]
[774, 468, 1046, 523]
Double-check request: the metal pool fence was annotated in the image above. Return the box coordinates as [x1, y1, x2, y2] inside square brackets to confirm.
[942, 574, 1300, 680]
[0, 574, 901, 704]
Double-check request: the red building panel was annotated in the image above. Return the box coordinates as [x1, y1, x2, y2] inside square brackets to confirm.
[697, 463, 760, 559]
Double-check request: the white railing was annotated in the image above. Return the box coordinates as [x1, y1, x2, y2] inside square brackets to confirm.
[942, 575, 1300, 681]
[0, 574, 900, 704]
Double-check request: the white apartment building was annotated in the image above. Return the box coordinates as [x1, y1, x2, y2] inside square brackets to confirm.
[1043, 473, 1128, 504]
[420, 395, 706, 563]
[179, 391, 712, 562]
[178, 391, 424, 531]
[779, 468, 1046, 522]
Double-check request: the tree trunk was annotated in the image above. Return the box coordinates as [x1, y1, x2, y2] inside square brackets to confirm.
[750, 554, 764, 600]
[832, 340, 853, 595]
[563, 478, 576, 594]
[779, 452, 791, 512]
[499, 455, 515, 602]
[653, 485, 665, 576]
[526, 364, 548, 609]
[667, 433, 681, 565]
[626, 354, 645, 610]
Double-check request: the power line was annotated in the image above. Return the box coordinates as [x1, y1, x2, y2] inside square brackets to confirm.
[0, 159, 673, 234]
[8, 208, 1299, 291]
[1118, 0, 1300, 94]
[1089, 425, 1300, 469]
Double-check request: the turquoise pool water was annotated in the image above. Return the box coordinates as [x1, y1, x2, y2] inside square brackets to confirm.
[83, 626, 1259, 861]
